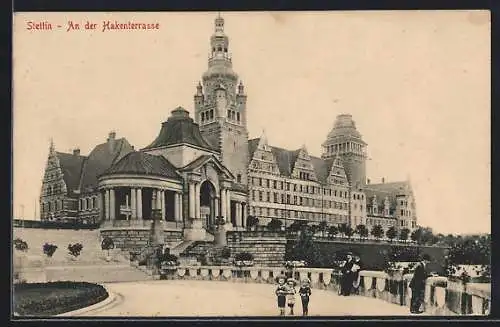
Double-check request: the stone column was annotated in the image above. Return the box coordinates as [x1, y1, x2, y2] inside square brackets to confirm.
[178, 193, 183, 222]
[161, 190, 166, 221]
[174, 193, 179, 221]
[236, 202, 242, 227]
[220, 189, 227, 222]
[214, 197, 219, 220]
[131, 188, 137, 219]
[137, 188, 143, 220]
[242, 203, 247, 228]
[98, 192, 104, 220]
[104, 190, 110, 220]
[226, 190, 231, 225]
[195, 183, 201, 219]
[189, 183, 195, 219]
[109, 188, 115, 221]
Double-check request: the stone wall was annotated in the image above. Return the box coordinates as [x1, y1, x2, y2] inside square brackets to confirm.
[100, 228, 183, 252]
[286, 238, 448, 274]
[227, 231, 286, 267]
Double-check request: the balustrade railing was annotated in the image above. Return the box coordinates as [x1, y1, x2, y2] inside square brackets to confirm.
[157, 265, 490, 315]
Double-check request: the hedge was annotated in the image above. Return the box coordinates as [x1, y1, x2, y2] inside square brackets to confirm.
[14, 281, 108, 316]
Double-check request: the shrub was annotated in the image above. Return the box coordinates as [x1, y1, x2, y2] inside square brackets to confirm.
[267, 218, 283, 231]
[68, 243, 83, 258]
[100, 237, 114, 257]
[14, 281, 108, 316]
[221, 246, 231, 259]
[42, 243, 58, 257]
[14, 238, 29, 252]
[234, 252, 254, 262]
[246, 215, 259, 228]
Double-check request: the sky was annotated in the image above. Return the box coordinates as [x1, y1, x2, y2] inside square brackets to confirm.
[13, 11, 490, 235]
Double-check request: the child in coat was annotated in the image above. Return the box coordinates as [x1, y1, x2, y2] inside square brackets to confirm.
[275, 275, 288, 316]
[299, 278, 312, 316]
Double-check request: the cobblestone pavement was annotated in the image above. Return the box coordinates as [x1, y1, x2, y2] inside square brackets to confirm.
[80, 280, 419, 317]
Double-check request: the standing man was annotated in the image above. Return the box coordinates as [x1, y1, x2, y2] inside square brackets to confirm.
[409, 254, 432, 314]
[340, 252, 355, 296]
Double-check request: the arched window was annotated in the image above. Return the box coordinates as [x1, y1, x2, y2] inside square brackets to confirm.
[86, 198, 90, 210]
[201, 112, 205, 122]
[236, 112, 240, 122]
[237, 174, 241, 183]
[93, 197, 96, 209]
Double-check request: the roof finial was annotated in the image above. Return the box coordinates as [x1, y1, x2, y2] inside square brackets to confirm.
[49, 137, 55, 154]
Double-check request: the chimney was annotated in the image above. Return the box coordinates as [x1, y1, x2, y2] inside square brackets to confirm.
[107, 131, 116, 142]
[367, 178, 370, 184]
[73, 148, 80, 156]
[382, 177, 385, 184]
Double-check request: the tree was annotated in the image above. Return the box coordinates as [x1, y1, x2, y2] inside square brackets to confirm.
[43, 243, 58, 257]
[328, 225, 338, 239]
[371, 225, 384, 240]
[399, 228, 410, 241]
[318, 221, 328, 237]
[288, 220, 304, 233]
[355, 224, 368, 240]
[386, 227, 397, 242]
[267, 218, 283, 231]
[338, 223, 348, 236]
[344, 225, 354, 239]
[246, 215, 259, 229]
[309, 224, 319, 235]
[410, 227, 422, 242]
[286, 228, 324, 267]
[68, 243, 83, 258]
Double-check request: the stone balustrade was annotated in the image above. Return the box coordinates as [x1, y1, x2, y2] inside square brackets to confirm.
[160, 265, 490, 315]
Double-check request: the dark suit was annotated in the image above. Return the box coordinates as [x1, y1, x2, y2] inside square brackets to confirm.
[409, 262, 428, 313]
[341, 259, 355, 296]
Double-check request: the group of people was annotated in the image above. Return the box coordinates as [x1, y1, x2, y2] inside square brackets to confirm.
[273, 252, 433, 316]
[275, 276, 312, 316]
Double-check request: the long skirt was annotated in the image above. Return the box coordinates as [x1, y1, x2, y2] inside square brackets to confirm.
[277, 295, 286, 308]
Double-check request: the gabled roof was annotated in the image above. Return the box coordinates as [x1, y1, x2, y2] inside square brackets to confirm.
[55, 152, 86, 192]
[310, 156, 335, 183]
[248, 138, 260, 159]
[101, 151, 181, 179]
[270, 146, 294, 176]
[144, 107, 217, 152]
[179, 154, 235, 180]
[364, 181, 411, 209]
[80, 138, 134, 191]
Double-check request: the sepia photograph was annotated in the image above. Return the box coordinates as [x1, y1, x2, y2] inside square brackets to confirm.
[12, 10, 490, 318]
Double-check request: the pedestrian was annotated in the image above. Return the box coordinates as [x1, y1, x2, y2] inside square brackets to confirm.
[409, 254, 432, 314]
[351, 256, 362, 295]
[286, 278, 297, 315]
[299, 278, 312, 316]
[275, 275, 288, 316]
[340, 252, 355, 296]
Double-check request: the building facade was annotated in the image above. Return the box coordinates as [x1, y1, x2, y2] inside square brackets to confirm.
[39, 15, 417, 237]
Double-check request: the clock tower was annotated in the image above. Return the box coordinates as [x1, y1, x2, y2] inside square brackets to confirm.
[194, 14, 249, 187]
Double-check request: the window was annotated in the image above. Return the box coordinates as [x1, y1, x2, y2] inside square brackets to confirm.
[258, 178, 262, 186]
[274, 193, 278, 203]
[210, 110, 214, 119]
[267, 192, 271, 202]
[259, 191, 263, 202]
[237, 112, 240, 122]
[201, 112, 205, 122]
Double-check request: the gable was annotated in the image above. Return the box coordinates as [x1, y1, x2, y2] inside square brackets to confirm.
[291, 147, 318, 181]
[327, 155, 349, 186]
[180, 154, 235, 180]
[249, 138, 280, 175]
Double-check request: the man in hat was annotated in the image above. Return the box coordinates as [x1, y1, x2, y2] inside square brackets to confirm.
[340, 252, 355, 296]
[409, 254, 432, 314]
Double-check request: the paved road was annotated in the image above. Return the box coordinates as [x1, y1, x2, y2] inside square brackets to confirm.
[80, 280, 417, 317]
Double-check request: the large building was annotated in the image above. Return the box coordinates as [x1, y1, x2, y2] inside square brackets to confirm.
[39, 15, 417, 239]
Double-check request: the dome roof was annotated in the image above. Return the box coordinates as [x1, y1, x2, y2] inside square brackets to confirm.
[202, 64, 238, 80]
[327, 114, 364, 140]
[102, 151, 180, 179]
[143, 107, 217, 151]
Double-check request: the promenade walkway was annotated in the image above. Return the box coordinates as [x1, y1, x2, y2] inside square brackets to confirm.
[79, 280, 420, 317]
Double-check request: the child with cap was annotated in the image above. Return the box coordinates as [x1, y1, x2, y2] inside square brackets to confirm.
[275, 275, 288, 316]
[299, 278, 312, 316]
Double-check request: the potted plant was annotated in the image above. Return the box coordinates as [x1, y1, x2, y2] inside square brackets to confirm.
[67, 243, 83, 261]
[101, 237, 115, 262]
[14, 238, 29, 252]
[160, 252, 179, 278]
[42, 243, 58, 262]
[246, 215, 259, 231]
[234, 252, 254, 267]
